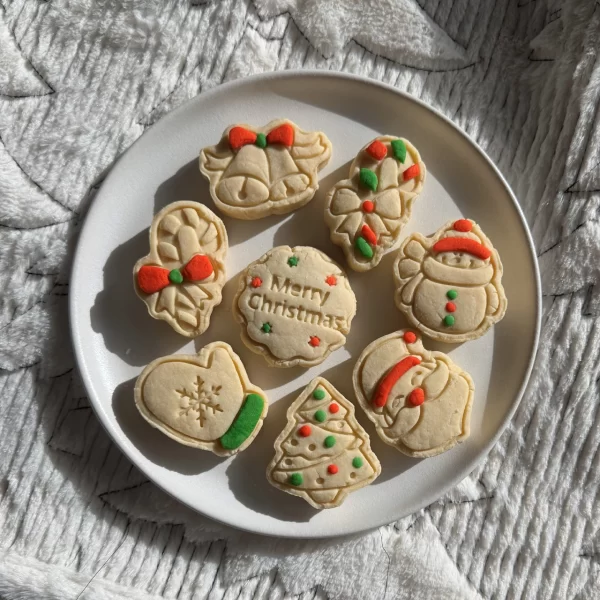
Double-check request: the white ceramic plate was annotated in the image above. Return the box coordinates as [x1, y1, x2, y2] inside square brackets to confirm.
[70, 71, 540, 538]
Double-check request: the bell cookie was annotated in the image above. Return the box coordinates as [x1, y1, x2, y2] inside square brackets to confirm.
[134, 341, 268, 456]
[133, 201, 227, 337]
[233, 246, 357, 368]
[393, 218, 507, 343]
[353, 330, 474, 458]
[267, 377, 381, 509]
[324, 136, 425, 272]
[199, 119, 332, 220]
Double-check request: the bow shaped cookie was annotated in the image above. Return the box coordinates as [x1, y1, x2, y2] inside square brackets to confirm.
[228, 123, 295, 151]
[137, 254, 214, 294]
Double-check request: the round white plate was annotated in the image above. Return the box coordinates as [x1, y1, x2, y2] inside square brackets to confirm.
[70, 71, 540, 538]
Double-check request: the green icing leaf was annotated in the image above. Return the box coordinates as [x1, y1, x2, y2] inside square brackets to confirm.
[359, 168, 378, 192]
[220, 393, 264, 450]
[355, 236, 374, 259]
[391, 139, 407, 163]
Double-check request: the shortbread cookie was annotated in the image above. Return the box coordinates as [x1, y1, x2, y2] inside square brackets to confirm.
[233, 246, 357, 368]
[324, 136, 425, 271]
[134, 201, 227, 337]
[267, 377, 381, 509]
[199, 119, 332, 220]
[134, 342, 268, 456]
[353, 330, 474, 458]
[393, 219, 507, 343]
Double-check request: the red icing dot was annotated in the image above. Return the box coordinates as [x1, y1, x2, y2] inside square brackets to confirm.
[446, 302, 457, 313]
[325, 275, 337, 286]
[327, 464, 339, 475]
[362, 200, 375, 213]
[453, 219, 473, 232]
[329, 402, 340, 414]
[361, 224, 377, 245]
[366, 140, 387, 161]
[298, 425, 312, 437]
[403, 164, 420, 181]
[309, 336, 321, 347]
[403, 331, 417, 344]
[408, 388, 425, 406]
[251, 276, 262, 288]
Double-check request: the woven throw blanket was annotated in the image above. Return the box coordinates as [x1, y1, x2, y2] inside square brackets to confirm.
[1, 0, 599, 598]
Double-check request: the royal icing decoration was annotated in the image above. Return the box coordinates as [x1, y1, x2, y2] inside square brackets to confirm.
[199, 119, 332, 220]
[267, 378, 381, 509]
[134, 201, 227, 337]
[233, 246, 357, 368]
[353, 330, 474, 458]
[134, 342, 268, 456]
[393, 219, 507, 343]
[324, 136, 426, 272]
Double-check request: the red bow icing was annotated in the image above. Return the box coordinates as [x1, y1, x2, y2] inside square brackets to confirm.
[137, 254, 214, 294]
[228, 123, 295, 151]
[432, 237, 491, 260]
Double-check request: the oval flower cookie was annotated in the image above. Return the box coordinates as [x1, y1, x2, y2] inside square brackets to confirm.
[135, 342, 268, 456]
[134, 201, 227, 337]
[233, 246, 357, 368]
[393, 218, 507, 343]
[267, 377, 381, 509]
[324, 136, 425, 271]
[353, 330, 474, 458]
[199, 119, 332, 220]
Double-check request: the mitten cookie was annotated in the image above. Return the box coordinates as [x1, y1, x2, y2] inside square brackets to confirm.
[134, 342, 268, 456]
[233, 246, 357, 368]
[353, 330, 474, 458]
[393, 219, 507, 343]
[199, 119, 332, 220]
[324, 136, 425, 271]
[134, 201, 227, 337]
[267, 377, 380, 509]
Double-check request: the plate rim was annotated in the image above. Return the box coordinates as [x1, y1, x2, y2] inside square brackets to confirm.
[69, 69, 542, 539]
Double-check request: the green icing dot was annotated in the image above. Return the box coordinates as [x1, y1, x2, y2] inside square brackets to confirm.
[444, 315, 455, 326]
[447, 289, 458, 300]
[359, 168, 378, 192]
[287, 255, 299, 267]
[355, 236, 374, 259]
[255, 133, 267, 148]
[289, 473, 303, 486]
[168, 269, 183, 284]
[314, 409, 326, 423]
[391, 139, 407, 163]
[352, 456, 364, 468]
[313, 388, 326, 400]
[261, 322, 272, 333]
[324, 435, 336, 448]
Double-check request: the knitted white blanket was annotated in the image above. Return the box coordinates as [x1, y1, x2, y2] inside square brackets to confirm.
[1, 1, 599, 598]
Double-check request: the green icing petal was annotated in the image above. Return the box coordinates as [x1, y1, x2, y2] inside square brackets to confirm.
[391, 139, 407, 163]
[355, 236, 374, 259]
[359, 168, 378, 192]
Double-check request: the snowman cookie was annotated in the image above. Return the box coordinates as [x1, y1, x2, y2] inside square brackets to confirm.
[324, 136, 425, 272]
[233, 246, 357, 368]
[135, 342, 268, 456]
[353, 330, 474, 458]
[393, 219, 507, 343]
[267, 377, 381, 509]
[134, 201, 227, 337]
[199, 119, 332, 220]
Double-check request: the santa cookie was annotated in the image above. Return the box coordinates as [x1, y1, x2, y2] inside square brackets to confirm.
[199, 119, 332, 220]
[135, 342, 268, 456]
[393, 219, 507, 343]
[233, 246, 356, 368]
[134, 201, 227, 337]
[267, 377, 381, 509]
[353, 330, 474, 458]
[324, 136, 425, 271]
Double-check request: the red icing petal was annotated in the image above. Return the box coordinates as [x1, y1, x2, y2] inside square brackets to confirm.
[373, 356, 421, 408]
[453, 219, 473, 232]
[446, 302, 456, 313]
[266, 123, 294, 146]
[408, 387, 425, 406]
[251, 276, 263, 288]
[325, 275, 337, 286]
[403, 331, 417, 344]
[329, 402, 339, 414]
[309, 336, 321, 347]
[327, 464, 339, 475]
[403, 164, 420, 181]
[362, 200, 375, 213]
[181, 255, 214, 281]
[137, 265, 170, 294]
[229, 126, 257, 150]
[432, 237, 491, 260]
[298, 425, 312, 437]
[361, 224, 377, 245]
[366, 140, 387, 161]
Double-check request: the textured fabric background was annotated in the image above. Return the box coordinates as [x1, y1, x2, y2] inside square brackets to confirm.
[1, 0, 600, 598]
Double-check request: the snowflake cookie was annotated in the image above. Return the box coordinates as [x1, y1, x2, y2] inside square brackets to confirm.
[353, 330, 474, 458]
[134, 341, 268, 456]
[134, 201, 228, 337]
[267, 377, 381, 509]
[233, 246, 357, 368]
[199, 119, 332, 220]
[324, 136, 426, 271]
[393, 219, 507, 343]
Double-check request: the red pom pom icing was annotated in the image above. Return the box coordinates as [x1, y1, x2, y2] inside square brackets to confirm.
[403, 331, 417, 344]
[408, 387, 425, 406]
[453, 219, 473, 232]
[298, 425, 312, 437]
[366, 140, 387, 161]
[229, 126, 257, 151]
[266, 123, 294, 146]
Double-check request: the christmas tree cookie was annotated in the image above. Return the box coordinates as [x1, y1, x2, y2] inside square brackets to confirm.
[267, 378, 381, 509]
[233, 246, 357, 368]
[134, 201, 228, 337]
[324, 136, 426, 272]
[134, 342, 268, 456]
[353, 330, 474, 458]
[393, 219, 507, 343]
[199, 119, 332, 220]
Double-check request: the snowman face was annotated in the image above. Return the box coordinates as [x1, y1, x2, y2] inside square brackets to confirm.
[435, 250, 488, 269]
